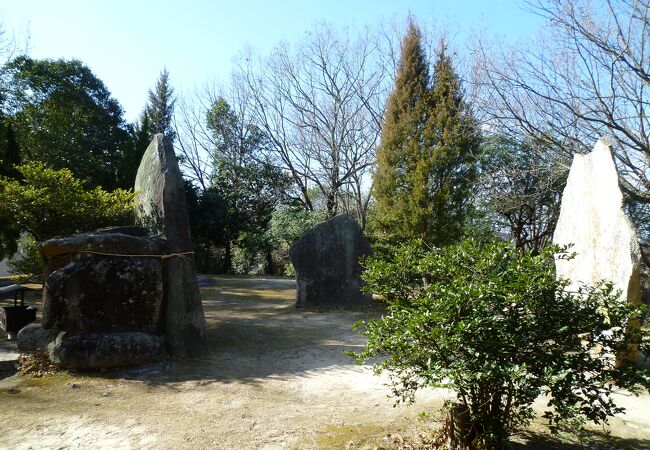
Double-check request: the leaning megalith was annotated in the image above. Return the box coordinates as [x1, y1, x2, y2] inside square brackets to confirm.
[553, 137, 642, 362]
[289, 215, 372, 308]
[135, 134, 207, 357]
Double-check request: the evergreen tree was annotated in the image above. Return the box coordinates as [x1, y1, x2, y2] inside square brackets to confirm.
[373, 21, 431, 243]
[418, 43, 480, 246]
[118, 111, 152, 187]
[145, 68, 176, 142]
[373, 27, 479, 246]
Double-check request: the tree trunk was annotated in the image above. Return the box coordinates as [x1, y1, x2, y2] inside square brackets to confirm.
[266, 249, 275, 275]
[224, 243, 232, 274]
[444, 403, 478, 450]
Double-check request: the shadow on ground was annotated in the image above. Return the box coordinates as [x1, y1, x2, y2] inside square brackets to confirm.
[511, 429, 650, 450]
[108, 276, 383, 387]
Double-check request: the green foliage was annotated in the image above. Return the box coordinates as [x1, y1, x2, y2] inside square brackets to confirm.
[354, 239, 649, 447]
[4, 56, 132, 189]
[0, 162, 135, 243]
[420, 45, 480, 246]
[186, 97, 292, 274]
[7, 234, 43, 283]
[373, 26, 479, 247]
[264, 205, 327, 276]
[0, 120, 20, 179]
[145, 68, 175, 143]
[0, 120, 21, 258]
[231, 245, 267, 275]
[478, 135, 568, 253]
[266, 205, 327, 248]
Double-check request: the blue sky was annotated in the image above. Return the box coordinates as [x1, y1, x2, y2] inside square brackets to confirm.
[1, 0, 543, 122]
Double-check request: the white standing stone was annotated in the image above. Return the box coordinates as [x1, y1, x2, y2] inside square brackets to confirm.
[553, 138, 642, 364]
[554, 137, 641, 301]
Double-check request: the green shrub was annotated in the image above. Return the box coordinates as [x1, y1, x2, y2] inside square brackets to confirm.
[0, 162, 134, 243]
[0, 163, 135, 280]
[7, 234, 43, 283]
[353, 239, 649, 448]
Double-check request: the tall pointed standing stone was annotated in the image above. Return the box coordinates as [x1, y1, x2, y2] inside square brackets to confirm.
[553, 137, 641, 362]
[135, 134, 207, 357]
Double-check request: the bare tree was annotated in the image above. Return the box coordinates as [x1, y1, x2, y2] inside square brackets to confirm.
[173, 85, 216, 191]
[234, 24, 390, 225]
[474, 0, 650, 201]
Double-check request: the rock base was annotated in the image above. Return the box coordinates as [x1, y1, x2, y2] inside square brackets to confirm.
[49, 331, 168, 369]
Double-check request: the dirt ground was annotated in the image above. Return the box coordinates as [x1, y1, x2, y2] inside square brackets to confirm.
[0, 276, 649, 450]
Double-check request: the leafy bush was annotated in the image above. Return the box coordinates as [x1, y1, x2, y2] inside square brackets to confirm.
[265, 205, 326, 275]
[0, 162, 134, 242]
[266, 205, 326, 248]
[0, 163, 135, 280]
[7, 234, 43, 283]
[353, 239, 649, 448]
[231, 245, 267, 275]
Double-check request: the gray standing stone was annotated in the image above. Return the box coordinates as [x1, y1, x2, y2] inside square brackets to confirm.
[134, 134, 207, 357]
[49, 331, 167, 369]
[40, 228, 165, 334]
[16, 323, 59, 353]
[289, 215, 372, 308]
[553, 137, 642, 363]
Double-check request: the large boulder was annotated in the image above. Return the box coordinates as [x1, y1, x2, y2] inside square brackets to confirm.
[49, 331, 167, 369]
[289, 215, 372, 308]
[553, 137, 642, 362]
[134, 134, 207, 356]
[41, 228, 165, 333]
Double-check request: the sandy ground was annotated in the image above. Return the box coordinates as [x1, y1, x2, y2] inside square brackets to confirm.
[0, 277, 649, 450]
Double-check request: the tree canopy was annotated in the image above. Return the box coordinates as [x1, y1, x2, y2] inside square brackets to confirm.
[374, 24, 479, 246]
[0, 163, 134, 243]
[3, 56, 132, 189]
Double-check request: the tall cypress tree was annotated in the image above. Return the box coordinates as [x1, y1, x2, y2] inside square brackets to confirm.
[417, 42, 480, 246]
[373, 21, 431, 243]
[145, 68, 176, 143]
[373, 29, 479, 246]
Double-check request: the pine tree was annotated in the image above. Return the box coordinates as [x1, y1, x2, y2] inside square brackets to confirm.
[145, 68, 176, 142]
[373, 21, 431, 243]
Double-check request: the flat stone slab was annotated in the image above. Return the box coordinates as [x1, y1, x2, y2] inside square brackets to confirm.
[41, 226, 165, 258]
